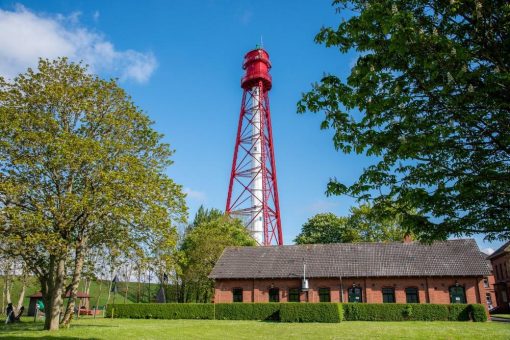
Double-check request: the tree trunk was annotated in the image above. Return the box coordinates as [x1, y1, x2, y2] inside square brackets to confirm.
[93, 279, 103, 319]
[61, 239, 87, 326]
[43, 256, 66, 331]
[137, 265, 141, 303]
[3, 260, 12, 307]
[16, 263, 28, 310]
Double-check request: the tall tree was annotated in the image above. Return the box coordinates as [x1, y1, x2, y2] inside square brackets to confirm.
[298, 0, 510, 241]
[294, 213, 352, 244]
[346, 204, 408, 242]
[294, 205, 406, 244]
[179, 215, 255, 302]
[0, 58, 187, 330]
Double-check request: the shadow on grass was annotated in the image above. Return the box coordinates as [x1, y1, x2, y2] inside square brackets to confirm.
[0, 321, 108, 339]
[1, 337, 89, 340]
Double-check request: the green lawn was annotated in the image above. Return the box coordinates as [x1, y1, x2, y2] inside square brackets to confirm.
[492, 314, 510, 319]
[1, 318, 509, 339]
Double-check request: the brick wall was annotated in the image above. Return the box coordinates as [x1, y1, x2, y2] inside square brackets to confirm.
[214, 276, 487, 307]
[490, 252, 510, 311]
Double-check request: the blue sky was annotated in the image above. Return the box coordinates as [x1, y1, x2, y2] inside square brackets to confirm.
[0, 0, 503, 252]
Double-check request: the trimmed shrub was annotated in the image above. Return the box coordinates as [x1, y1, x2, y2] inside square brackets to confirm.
[343, 303, 405, 321]
[280, 303, 342, 323]
[470, 304, 487, 322]
[106, 302, 487, 322]
[106, 303, 214, 319]
[408, 304, 449, 321]
[447, 304, 470, 321]
[215, 303, 281, 321]
[343, 303, 462, 321]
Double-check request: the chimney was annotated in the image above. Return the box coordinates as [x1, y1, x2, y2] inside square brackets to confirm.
[403, 233, 413, 244]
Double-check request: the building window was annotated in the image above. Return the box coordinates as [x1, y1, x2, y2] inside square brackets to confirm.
[483, 277, 490, 288]
[232, 288, 243, 302]
[486, 293, 493, 309]
[405, 287, 419, 303]
[319, 288, 331, 302]
[269, 288, 279, 302]
[382, 287, 395, 303]
[449, 286, 466, 304]
[348, 287, 362, 303]
[288, 288, 300, 302]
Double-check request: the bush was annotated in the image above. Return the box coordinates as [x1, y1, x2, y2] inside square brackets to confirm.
[470, 304, 487, 322]
[447, 304, 470, 321]
[106, 303, 214, 319]
[215, 303, 280, 321]
[342, 303, 477, 321]
[280, 303, 342, 323]
[408, 304, 449, 321]
[106, 302, 486, 322]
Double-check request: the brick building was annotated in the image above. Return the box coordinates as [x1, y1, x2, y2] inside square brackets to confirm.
[210, 239, 492, 310]
[488, 241, 510, 312]
[483, 256, 497, 311]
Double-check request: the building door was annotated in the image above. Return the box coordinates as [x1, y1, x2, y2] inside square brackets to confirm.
[449, 286, 466, 304]
[269, 288, 280, 302]
[348, 287, 362, 303]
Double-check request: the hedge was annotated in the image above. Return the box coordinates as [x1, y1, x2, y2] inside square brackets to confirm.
[215, 303, 280, 321]
[342, 303, 486, 322]
[470, 304, 488, 322]
[106, 303, 214, 319]
[280, 303, 343, 323]
[107, 303, 486, 322]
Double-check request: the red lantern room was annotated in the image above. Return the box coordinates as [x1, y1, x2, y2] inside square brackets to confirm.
[241, 48, 272, 91]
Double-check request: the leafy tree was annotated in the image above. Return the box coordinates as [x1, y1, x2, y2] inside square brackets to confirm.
[179, 214, 255, 302]
[0, 59, 186, 330]
[294, 213, 352, 244]
[294, 205, 406, 244]
[190, 205, 224, 229]
[347, 204, 407, 242]
[298, 0, 510, 241]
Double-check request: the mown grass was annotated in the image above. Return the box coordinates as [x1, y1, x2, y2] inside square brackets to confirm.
[1, 318, 509, 339]
[492, 313, 510, 319]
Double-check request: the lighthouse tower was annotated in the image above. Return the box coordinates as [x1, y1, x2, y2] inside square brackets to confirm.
[225, 47, 283, 246]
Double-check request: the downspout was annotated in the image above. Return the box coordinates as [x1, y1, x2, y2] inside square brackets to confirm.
[340, 276, 344, 303]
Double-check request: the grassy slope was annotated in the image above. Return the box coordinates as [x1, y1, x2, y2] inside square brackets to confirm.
[0, 276, 158, 311]
[0, 319, 509, 339]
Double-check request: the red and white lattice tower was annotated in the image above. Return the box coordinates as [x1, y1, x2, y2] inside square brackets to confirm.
[225, 47, 283, 246]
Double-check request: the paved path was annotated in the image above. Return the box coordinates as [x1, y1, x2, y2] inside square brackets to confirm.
[491, 317, 510, 323]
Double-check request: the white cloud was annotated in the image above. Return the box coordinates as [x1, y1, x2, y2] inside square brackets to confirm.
[239, 9, 252, 25]
[184, 188, 207, 203]
[306, 200, 340, 214]
[0, 5, 157, 83]
[92, 10, 100, 22]
[481, 248, 495, 255]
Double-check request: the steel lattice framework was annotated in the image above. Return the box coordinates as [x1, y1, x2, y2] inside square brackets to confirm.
[226, 48, 283, 246]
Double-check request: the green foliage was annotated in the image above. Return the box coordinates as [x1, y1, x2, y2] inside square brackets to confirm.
[294, 213, 350, 244]
[447, 304, 470, 321]
[470, 304, 488, 322]
[280, 303, 343, 323]
[342, 303, 485, 321]
[346, 204, 408, 241]
[215, 303, 280, 321]
[295, 204, 407, 244]
[106, 303, 214, 319]
[298, 0, 510, 241]
[178, 215, 256, 302]
[0, 58, 187, 329]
